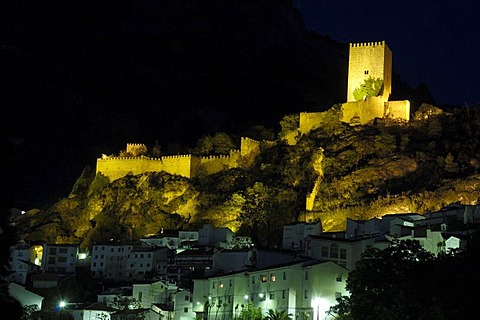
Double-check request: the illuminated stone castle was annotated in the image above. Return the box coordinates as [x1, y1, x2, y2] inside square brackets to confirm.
[300, 40, 410, 135]
[97, 40, 410, 182]
[96, 137, 263, 182]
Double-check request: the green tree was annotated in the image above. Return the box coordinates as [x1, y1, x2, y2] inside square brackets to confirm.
[111, 295, 142, 310]
[237, 301, 262, 320]
[341, 239, 440, 320]
[246, 125, 276, 141]
[327, 296, 352, 320]
[21, 305, 40, 320]
[195, 132, 236, 155]
[353, 77, 383, 101]
[278, 113, 299, 140]
[264, 309, 293, 320]
[237, 182, 273, 245]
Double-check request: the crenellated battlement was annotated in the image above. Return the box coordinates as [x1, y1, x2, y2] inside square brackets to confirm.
[350, 40, 385, 47]
[96, 137, 265, 181]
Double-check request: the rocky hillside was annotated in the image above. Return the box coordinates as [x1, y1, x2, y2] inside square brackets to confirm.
[15, 104, 480, 250]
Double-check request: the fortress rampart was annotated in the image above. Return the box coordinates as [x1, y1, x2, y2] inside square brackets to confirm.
[341, 96, 385, 125]
[96, 137, 262, 181]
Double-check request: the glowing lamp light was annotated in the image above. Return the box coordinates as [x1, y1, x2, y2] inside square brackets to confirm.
[59, 300, 66, 308]
[258, 293, 264, 299]
[311, 297, 329, 320]
[244, 295, 249, 300]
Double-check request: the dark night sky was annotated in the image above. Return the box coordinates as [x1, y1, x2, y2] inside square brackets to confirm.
[3, 0, 480, 210]
[294, 0, 480, 106]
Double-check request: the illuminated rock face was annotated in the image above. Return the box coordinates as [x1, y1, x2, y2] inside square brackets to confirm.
[347, 41, 392, 103]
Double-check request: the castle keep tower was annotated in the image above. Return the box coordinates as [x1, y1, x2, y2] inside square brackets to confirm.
[347, 41, 392, 102]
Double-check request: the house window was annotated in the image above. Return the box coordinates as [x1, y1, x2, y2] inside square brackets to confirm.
[335, 292, 342, 299]
[213, 282, 216, 289]
[270, 274, 276, 282]
[185, 295, 189, 301]
[283, 271, 287, 280]
[229, 280, 232, 287]
[269, 292, 275, 300]
[282, 290, 286, 299]
[340, 248, 347, 259]
[261, 275, 267, 282]
[304, 271, 309, 280]
[338, 261, 347, 268]
[252, 276, 255, 284]
[304, 290, 308, 299]
[219, 282, 224, 288]
[330, 244, 339, 259]
[184, 307, 188, 313]
[321, 246, 329, 257]
[336, 274, 342, 282]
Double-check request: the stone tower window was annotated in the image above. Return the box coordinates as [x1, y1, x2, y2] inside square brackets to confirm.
[364, 70, 369, 75]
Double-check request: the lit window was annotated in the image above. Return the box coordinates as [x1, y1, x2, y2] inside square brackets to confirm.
[270, 274, 276, 282]
[219, 282, 224, 288]
[261, 275, 267, 282]
[340, 248, 347, 259]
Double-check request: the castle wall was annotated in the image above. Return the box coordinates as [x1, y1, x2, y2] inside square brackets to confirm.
[299, 112, 324, 135]
[347, 41, 392, 102]
[96, 155, 195, 181]
[240, 137, 261, 167]
[198, 151, 241, 176]
[385, 100, 410, 121]
[158, 155, 194, 178]
[96, 138, 262, 182]
[340, 96, 385, 125]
